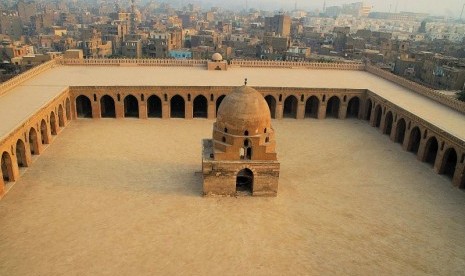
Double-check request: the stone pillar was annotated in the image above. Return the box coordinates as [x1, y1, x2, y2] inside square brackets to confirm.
[92, 100, 100, 119]
[162, 102, 169, 119]
[416, 137, 428, 161]
[10, 155, 20, 182]
[208, 102, 215, 120]
[115, 100, 124, 118]
[296, 102, 305, 119]
[339, 104, 348, 120]
[389, 121, 397, 142]
[433, 148, 445, 174]
[23, 142, 33, 167]
[453, 162, 465, 187]
[402, 128, 412, 151]
[139, 101, 148, 119]
[185, 100, 193, 119]
[379, 113, 386, 133]
[318, 103, 326, 119]
[276, 103, 283, 119]
[0, 178, 5, 198]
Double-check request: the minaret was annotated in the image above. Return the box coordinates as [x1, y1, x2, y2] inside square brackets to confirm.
[130, 0, 136, 34]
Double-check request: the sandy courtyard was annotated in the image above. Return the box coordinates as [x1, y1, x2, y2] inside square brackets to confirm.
[0, 119, 464, 275]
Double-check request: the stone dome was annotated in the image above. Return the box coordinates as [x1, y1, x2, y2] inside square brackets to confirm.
[211, 53, 223, 61]
[216, 86, 271, 136]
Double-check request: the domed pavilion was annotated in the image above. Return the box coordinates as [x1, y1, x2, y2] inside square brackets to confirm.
[202, 84, 280, 196]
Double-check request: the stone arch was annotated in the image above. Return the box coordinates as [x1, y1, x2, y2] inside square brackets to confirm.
[15, 139, 28, 168]
[422, 136, 439, 167]
[236, 168, 253, 194]
[170, 95, 185, 118]
[65, 98, 71, 120]
[216, 95, 226, 117]
[264, 95, 276, 119]
[58, 104, 65, 127]
[147, 95, 162, 118]
[193, 95, 208, 118]
[383, 111, 394, 135]
[1, 151, 15, 183]
[50, 111, 57, 135]
[407, 126, 421, 154]
[100, 95, 116, 118]
[326, 96, 340, 118]
[124, 95, 139, 118]
[305, 96, 319, 118]
[365, 98, 373, 120]
[374, 104, 382, 128]
[29, 127, 39, 155]
[347, 97, 360, 118]
[76, 95, 92, 118]
[40, 119, 49, 145]
[439, 147, 458, 179]
[395, 118, 406, 144]
[283, 95, 298, 119]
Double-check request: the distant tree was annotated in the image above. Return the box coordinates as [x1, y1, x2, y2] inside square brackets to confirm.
[457, 91, 465, 102]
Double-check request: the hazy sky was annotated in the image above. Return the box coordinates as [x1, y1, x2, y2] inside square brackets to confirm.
[206, 0, 465, 17]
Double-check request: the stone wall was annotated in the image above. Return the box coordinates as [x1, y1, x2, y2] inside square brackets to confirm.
[229, 60, 365, 70]
[61, 58, 209, 67]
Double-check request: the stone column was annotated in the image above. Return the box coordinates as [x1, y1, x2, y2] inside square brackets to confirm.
[379, 112, 386, 133]
[416, 137, 428, 161]
[402, 128, 412, 151]
[185, 100, 193, 119]
[453, 162, 465, 187]
[162, 102, 169, 119]
[318, 103, 326, 119]
[23, 142, 33, 167]
[276, 103, 284, 119]
[115, 100, 124, 118]
[296, 102, 305, 119]
[208, 102, 215, 120]
[0, 178, 5, 198]
[433, 148, 445, 174]
[92, 100, 100, 119]
[389, 121, 397, 142]
[139, 100, 148, 119]
[339, 104, 348, 120]
[10, 155, 20, 182]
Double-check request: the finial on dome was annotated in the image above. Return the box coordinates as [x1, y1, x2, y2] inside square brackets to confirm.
[244, 78, 248, 86]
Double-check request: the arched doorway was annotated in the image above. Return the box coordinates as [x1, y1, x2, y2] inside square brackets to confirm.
[16, 139, 28, 168]
[100, 95, 116, 118]
[423, 136, 438, 166]
[326, 96, 340, 118]
[264, 95, 276, 119]
[50, 111, 57, 135]
[147, 95, 162, 118]
[124, 95, 139, 118]
[58, 105, 65, 127]
[365, 99, 373, 121]
[66, 98, 71, 120]
[305, 96, 319, 118]
[29, 128, 39, 155]
[76, 95, 92, 118]
[1, 152, 14, 183]
[383, 111, 393, 135]
[440, 148, 457, 179]
[40, 119, 49, 145]
[374, 105, 382, 128]
[347, 97, 360, 118]
[236, 168, 253, 194]
[395, 118, 406, 144]
[170, 95, 185, 118]
[283, 95, 298, 118]
[193, 95, 208, 118]
[407, 127, 421, 154]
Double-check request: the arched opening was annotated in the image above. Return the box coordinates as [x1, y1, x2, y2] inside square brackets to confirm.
[29, 128, 39, 155]
[326, 96, 340, 118]
[75, 95, 92, 118]
[395, 118, 406, 144]
[236, 168, 253, 194]
[365, 99, 373, 121]
[58, 105, 65, 127]
[283, 95, 298, 118]
[374, 105, 382, 128]
[65, 98, 71, 120]
[423, 137, 438, 166]
[170, 95, 185, 118]
[40, 119, 49, 145]
[193, 95, 208, 118]
[50, 111, 57, 135]
[347, 97, 360, 118]
[440, 148, 457, 180]
[407, 127, 421, 154]
[383, 111, 393, 135]
[124, 95, 139, 118]
[1, 152, 14, 183]
[305, 96, 319, 118]
[216, 95, 226, 117]
[100, 95, 116, 118]
[16, 139, 28, 168]
[147, 95, 162, 118]
[265, 95, 276, 119]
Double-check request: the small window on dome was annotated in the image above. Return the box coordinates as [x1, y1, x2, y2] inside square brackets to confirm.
[222, 136, 226, 143]
[264, 128, 267, 133]
[265, 137, 269, 143]
[244, 139, 249, 147]
[224, 128, 228, 133]
[244, 130, 249, 136]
